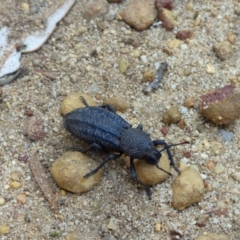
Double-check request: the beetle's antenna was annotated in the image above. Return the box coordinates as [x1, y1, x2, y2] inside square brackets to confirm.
[159, 141, 190, 153]
[155, 164, 172, 175]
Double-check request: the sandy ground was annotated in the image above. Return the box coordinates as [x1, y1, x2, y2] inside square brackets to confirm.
[0, 0, 240, 239]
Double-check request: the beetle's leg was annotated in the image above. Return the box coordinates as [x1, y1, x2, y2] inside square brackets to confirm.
[153, 140, 185, 174]
[137, 124, 143, 130]
[68, 143, 106, 153]
[80, 96, 89, 107]
[84, 153, 123, 178]
[130, 158, 152, 200]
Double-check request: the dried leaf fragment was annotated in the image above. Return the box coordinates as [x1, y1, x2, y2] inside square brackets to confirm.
[30, 152, 58, 212]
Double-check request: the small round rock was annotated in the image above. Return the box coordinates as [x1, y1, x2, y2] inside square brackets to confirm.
[16, 193, 27, 204]
[199, 85, 240, 125]
[162, 106, 181, 124]
[213, 41, 233, 60]
[103, 97, 129, 113]
[172, 168, 205, 210]
[61, 93, 97, 116]
[133, 152, 171, 186]
[51, 151, 104, 194]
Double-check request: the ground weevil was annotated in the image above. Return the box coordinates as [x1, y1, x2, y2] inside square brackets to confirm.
[64, 97, 188, 199]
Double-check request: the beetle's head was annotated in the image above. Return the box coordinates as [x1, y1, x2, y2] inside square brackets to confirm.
[144, 147, 172, 175]
[145, 147, 161, 165]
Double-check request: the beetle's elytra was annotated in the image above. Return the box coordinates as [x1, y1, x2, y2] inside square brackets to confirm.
[64, 97, 188, 199]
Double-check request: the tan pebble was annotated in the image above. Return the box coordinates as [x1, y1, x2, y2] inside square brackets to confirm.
[85, 65, 91, 72]
[118, 58, 129, 74]
[206, 161, 215, 171]
[216, 200, 225, 209]
[133, 49, 141, 58]
[0, 225, 10, 235]
[179, 162, 189, 172]
[124, 30, 132, 35]
[103, 97, 129, 113]
[210, 141, 222, 152]
[10, 181, 22, 189]
[107, 218, 118, 231]
[213, 41, 233, 60]
[199, 85, 240, 125]
[61, 93, 97, 116]
[232, 172, 240, 182]
[4, 185, 9, 190]
[197, 214, 209, 227]
[214, 165, 225, 174]
[177, 119, 186, 129]
[16, 193, 27, 204]
[158, 8, 177, 30]
[227, 32, 235, 44]
[77, 26, 87, 35]
[120, 0, 154, 31]
[172, 168, 205, 210]
[10, 172, 20, 181]
[183, 67, 191, 76]
[0, 197, 5, 206]
[51, 151, 103, 194]
[206, 64, 215, 74]
[155, 223, 164, 232]
[133, 153, 171, 186]
[21, 2, 30, 11]
[142, 71, 154, 82]
[60, 189, 67, 196]
[193, 18, 201, 26]
[186, 3, 194, 11]
[167, 39, 181, 49]
[195, 232, 228, 240]
[184, 97, 195, 108]
[162, 106, 181, 124]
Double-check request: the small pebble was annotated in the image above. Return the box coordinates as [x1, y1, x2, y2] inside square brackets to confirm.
[0, 225, 10, 235]
[51, 151, 103, 193]
[103, 97, 129, 113]
[162, 106, 181, 124]
[155, 223, 164, 232]
[61, 93, 97, 116]
[142, 71, 154, 82]
[172, 168, 205, 210]
[227, 32, 235, 44]
[206, 64, 215, 74]
[213, 41, 233, 60]
[107, 218, 118, 231]
[23, 115, 47, 141]
[10, 172, 20, 181]
[120, 0, 154, 31]
[176, 30, 193, 40]
[158, 8, 177, 30]
[214, 165, 225, 174]
[60, 189, 67, 196]
[0, 197, 5, 206]
[118, 58, 130, 74]
[167, 39, 181, 49]
[206, 161, 215, 171]
[16, 193, 27, 204]
[156, 0, 173, 10]
[140, 55, 148, 64]
[219, 129, 233, 142]
[10, 181, 22, 189]
[184, 97, 195, 108]
[232, 172, 240, 182]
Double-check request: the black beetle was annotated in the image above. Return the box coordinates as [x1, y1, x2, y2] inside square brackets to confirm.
[64, 97, 188, 199]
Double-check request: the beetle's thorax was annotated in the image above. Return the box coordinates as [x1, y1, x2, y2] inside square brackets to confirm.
[120, 128, 159, 162]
